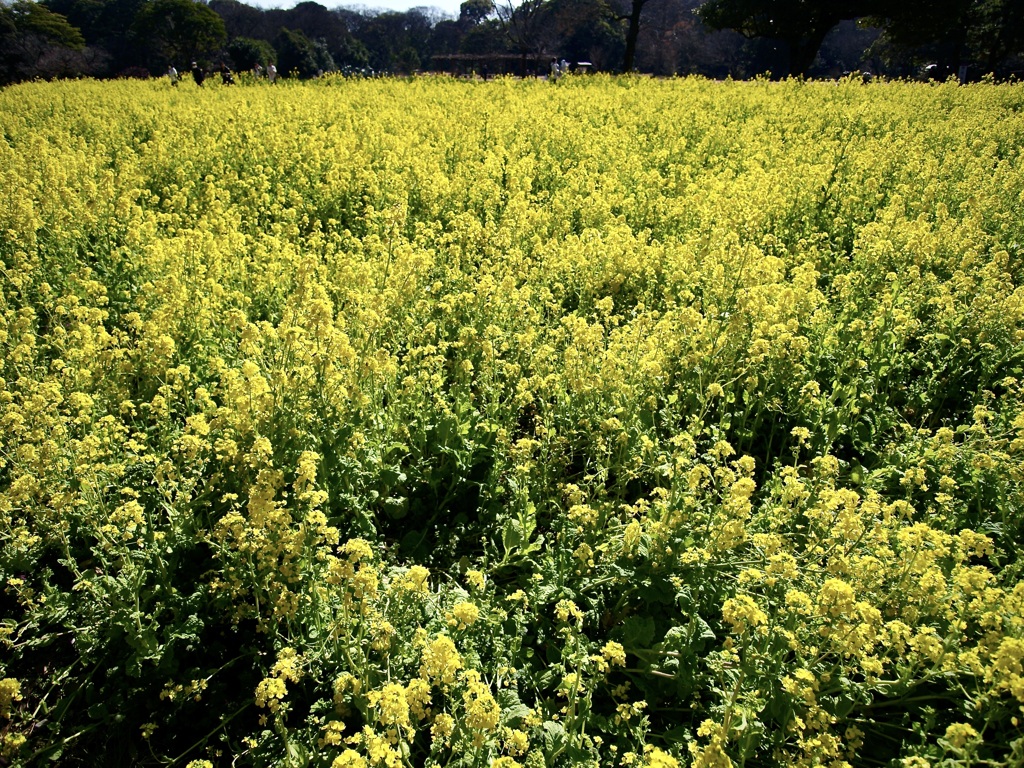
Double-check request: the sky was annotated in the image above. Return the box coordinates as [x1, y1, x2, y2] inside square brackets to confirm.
[241, 0, 464, 19]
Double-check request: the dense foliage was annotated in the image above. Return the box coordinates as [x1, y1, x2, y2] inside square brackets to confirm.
[2, 0, 1023, 84]
[698, 0, 1024, 75]
[2, 75, 1024, 768]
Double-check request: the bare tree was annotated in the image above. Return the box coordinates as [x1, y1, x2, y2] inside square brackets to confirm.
[495, 0, 550, 70]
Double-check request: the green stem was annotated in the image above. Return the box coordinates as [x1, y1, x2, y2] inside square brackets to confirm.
[167, 700, 251, 765]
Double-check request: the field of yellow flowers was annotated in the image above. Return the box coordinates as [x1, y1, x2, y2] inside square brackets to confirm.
[2, 73, 1024, 768]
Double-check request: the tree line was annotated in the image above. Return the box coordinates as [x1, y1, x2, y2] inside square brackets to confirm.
[2, 0, 1023, 85]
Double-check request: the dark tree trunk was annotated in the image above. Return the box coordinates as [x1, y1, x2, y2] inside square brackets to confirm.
[622, 0, 647, 72]
[786, 24, 832, 77]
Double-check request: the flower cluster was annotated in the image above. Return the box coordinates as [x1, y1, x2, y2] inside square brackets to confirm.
[2, 74, 1023, 767]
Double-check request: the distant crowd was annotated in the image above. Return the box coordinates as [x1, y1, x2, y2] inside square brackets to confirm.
[166, 61, 279, 87]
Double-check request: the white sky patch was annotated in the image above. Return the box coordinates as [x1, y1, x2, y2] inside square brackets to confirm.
[241, 0, 461, 18]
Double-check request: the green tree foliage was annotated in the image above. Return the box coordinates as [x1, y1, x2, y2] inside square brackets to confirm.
[9, 0, 1024, 81]
[207, 0, 263, 40]
[429, 17, 462, 55]
[456, 18, 506, 54]
[43, 0, 147, 73]
[0, 0, 85, 83]
[547, 0, 621, 70]
[331, 33, 370, 70]
[968, 0, 1024, 71]
[699, 0, 874, 76]
[214, 1, 367, 72]
[700, 0, 1024, 78]
[274, 26, 334, 76]
[355, 9, 435, 72]
[226, 35, 275, 70]
[459, 0, 495, 26]
[871, 0, 1024, 75]
[395, 44, 421, 73]
[132, 0, 226, 68]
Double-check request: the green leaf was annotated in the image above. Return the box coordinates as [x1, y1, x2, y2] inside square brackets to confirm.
[383, 496, 408, 519]
[502, 703, 533, 724]
[661, 725, 692, 745]
[623, 615, 656, 648]
[497, 688, 523, 708]
[541, 720, 566, 756]
[502, 519, 525, 552]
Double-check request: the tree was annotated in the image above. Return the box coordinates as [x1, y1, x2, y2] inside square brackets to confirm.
[44, 0, 148, 73]
[275, 26, 334, 76]
[429, 18, 461, 55]
[208, 0, 265, 40]
[395, 45, 421, 73]
[495, 0, 550, 69]
[458, 18, 507, 54]
[459, 0, 495, 26]
[698, 0, 1024, 78]
[331, 34, 369, 70]
[210, 0, 369, 72]
[546, 0, 623, 70]
[967, 0, 1024, 73]
[267, 3, 368, 72]
[631, 0, 700, 75]
[698, 0, 875, 76]
[132, 0, 226, 67]
[613, 0, 651, 72]
[355, 9, 434, 72]
[811, 18, 879, 76]
[871, 0, 1024, 76]
[227, 35, 275, 70]
[1, 0, 86, 84]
